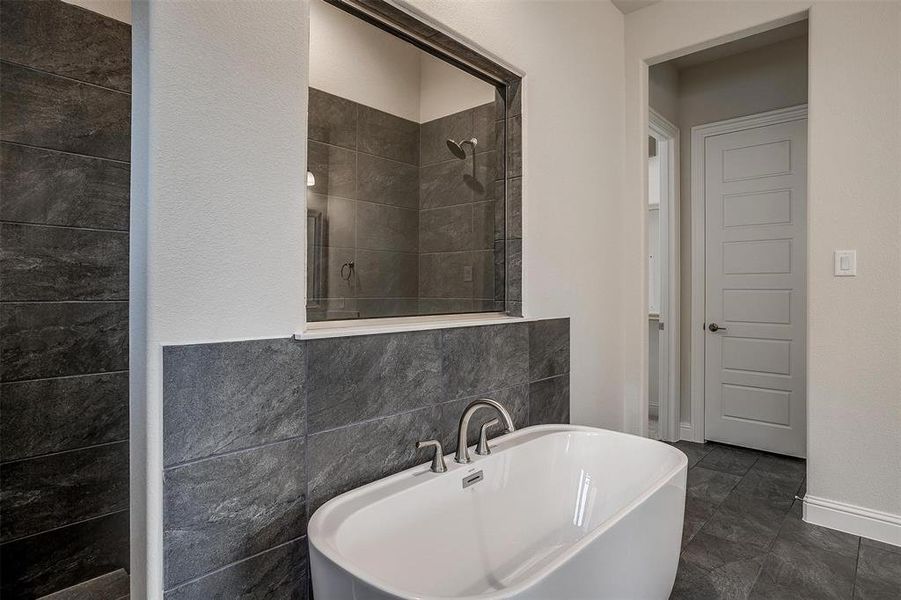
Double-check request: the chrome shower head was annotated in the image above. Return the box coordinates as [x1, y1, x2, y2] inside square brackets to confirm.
[446, 137, 478, 159]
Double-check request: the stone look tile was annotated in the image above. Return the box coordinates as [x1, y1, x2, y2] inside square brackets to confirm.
[356, 297, 419, 319]
[308, 87, 356, 149]
[163, 439, 306, 588]
[750, 534, 857, 600]
[674, 532, 768, 600]
[420, 111, 472, 166]
[528, 318, 570, 381]
[507, 176, 522, 239]
[683, 496, 718, 548]
[0, 0, 131, 92]
[419, 251, 475, 299]
[1, 442, 129, 542]
[418, 298, 474, 314]
[700, 489, 792, 550]
[358, 105, 419, 165]
[307, 140, 356, 199]
[0, 62, 130, 162]
[473, 103, 497, 154]
[0, 302, 128, 381]
[506, 114, 522, 178]
[307, 192, 354, 248]
[777, 510, 860, 559]
[733, 469, 803, 509]
[163, 339, 306, 466]
[687, 467, 743, 505]
[307, 406, 441, 513]
[473, 200, 497, 249]
[443, 323, 529, 398]
[861, 537, 901, 555]
[1, 372, 128, 461]
[356, 201, 419, 253]
[529, 374, 570, 426]
[164, 538, 307, 600]
[506, 79, 522, 117]
[420, 157, 472, 209]
[41, 568, 130, 600]
[0, 222, 128, 301]
[669, 440, 714, 469]
[438, 384, 530, 454]
[698, 444, 761, 476]
[472, 150, 497, 201]
[307, 330, 444, 432]
[0, 510, 129, 599]
[357, 152, 418, 209]
[420, 204, 473, 253]
[355, 250, 418, 298]
[854, 543, 901, 599]
[0, 143, 130, 230]
[324, 246, 356, 299]
[506, 239, 522, 303]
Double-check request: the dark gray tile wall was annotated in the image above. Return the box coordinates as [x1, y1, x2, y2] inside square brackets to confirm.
[307, 88, 420, 321]
[307, 85, 523, 321]
[161, 317, 569, 596]
[0, 1, 130, 596]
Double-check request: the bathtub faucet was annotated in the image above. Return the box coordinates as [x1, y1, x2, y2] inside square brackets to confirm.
[455, 399, 516, 464]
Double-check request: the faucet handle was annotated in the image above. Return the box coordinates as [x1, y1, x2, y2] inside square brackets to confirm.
[415, 439, 447, 473]
[475, 418, 500, 456]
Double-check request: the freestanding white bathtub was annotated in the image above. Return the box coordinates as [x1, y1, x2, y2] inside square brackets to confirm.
[309, 425, 688, 599]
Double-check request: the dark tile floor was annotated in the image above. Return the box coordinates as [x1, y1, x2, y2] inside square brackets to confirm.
[667, 441, 901, 600]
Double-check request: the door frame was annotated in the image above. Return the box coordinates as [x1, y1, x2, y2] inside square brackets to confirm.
[648, 109, 680, 442]
[688, 104, 808, 443]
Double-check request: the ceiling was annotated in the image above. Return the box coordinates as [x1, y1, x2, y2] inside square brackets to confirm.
[611, 0, 661, 15]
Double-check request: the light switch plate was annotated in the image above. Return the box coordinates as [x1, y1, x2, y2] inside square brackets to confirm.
[834, 250, 857, 276]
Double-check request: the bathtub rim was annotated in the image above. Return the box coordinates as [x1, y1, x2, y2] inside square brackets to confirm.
[308, 424, 689, 600]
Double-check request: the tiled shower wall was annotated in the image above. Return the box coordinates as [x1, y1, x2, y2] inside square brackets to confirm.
[307, 87, 515, 320]
[0, 1, 131, 597]
[161, 318, 570, 597]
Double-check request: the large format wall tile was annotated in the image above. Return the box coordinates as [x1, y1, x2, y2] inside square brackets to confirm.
[0, 302, 128, 381]
[419, 251, 493, 300]
[357, 153, 418, 209]
[0, 442, 129, 542]
[163, 438, 306, 588]
[307, 140, 356, 199]
[0, 143, 130, 230]
[307, 406, 441, 513]
[420, 204, 473, 253]
[0, 510, 129, 598]
[307, 330, 444, 432]
[421, 111, 471, 167]
[473, 104, 497, 154]
[506, 176, 522, 239]
[0, 0, 131, 92]
[163, 339, 306, 466]
[0, 222, 128, 301]
[443, 323, 529, 398]
[308, 88, 356, 150]
[356, 297, 419, 319]
[0, 62, 130, 162]
[355, 249, 418, 298]
[0, 371, 128, 461]
[420, 158, 472, 209]
[165, 537, 308, 600]
[357, 105, 419, 166]
[529, 318, 570, 381]
[529, 374, 571, 426]
[355, 201, 419, 253]
[306, 192, 354, 248]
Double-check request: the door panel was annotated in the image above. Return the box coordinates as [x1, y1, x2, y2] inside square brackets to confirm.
[704, 118, 807, 457]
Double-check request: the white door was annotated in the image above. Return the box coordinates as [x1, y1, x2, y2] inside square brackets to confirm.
[704, 118, 807, 457]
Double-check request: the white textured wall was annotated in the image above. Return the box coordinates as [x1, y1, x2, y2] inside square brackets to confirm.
[132, 1, 307, 597]
[404, 0, 627, 428]
[806, 0, 901, 521]
[625, 0, 901, 534]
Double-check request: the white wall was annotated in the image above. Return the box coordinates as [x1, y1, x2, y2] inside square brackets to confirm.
[418, 52, 496, 122]
[132, 1, 308, 597]
[63, 0, 131, 23]
[310, 0, 421, 121]
[625, 0, 901, 541]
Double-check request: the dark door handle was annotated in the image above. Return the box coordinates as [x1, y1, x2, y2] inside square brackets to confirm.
[708, 323, 727, 332]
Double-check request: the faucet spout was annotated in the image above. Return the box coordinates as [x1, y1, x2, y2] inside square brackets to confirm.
[454, 398, 515, 464]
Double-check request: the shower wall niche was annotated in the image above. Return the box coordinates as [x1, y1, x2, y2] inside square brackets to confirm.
[306, 0, 520, 322]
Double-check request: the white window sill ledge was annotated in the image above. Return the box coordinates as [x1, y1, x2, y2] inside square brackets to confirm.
[295, 312, 536, 340]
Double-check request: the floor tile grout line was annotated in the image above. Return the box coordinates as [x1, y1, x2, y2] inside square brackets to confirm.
[851, 537, 862, 598]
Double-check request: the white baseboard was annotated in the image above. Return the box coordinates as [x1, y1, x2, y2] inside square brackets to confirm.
[679, 423, 693, 441]
[804, 494, 901, 547]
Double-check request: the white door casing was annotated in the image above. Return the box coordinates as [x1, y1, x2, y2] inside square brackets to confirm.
[703, 115, 807, 457]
